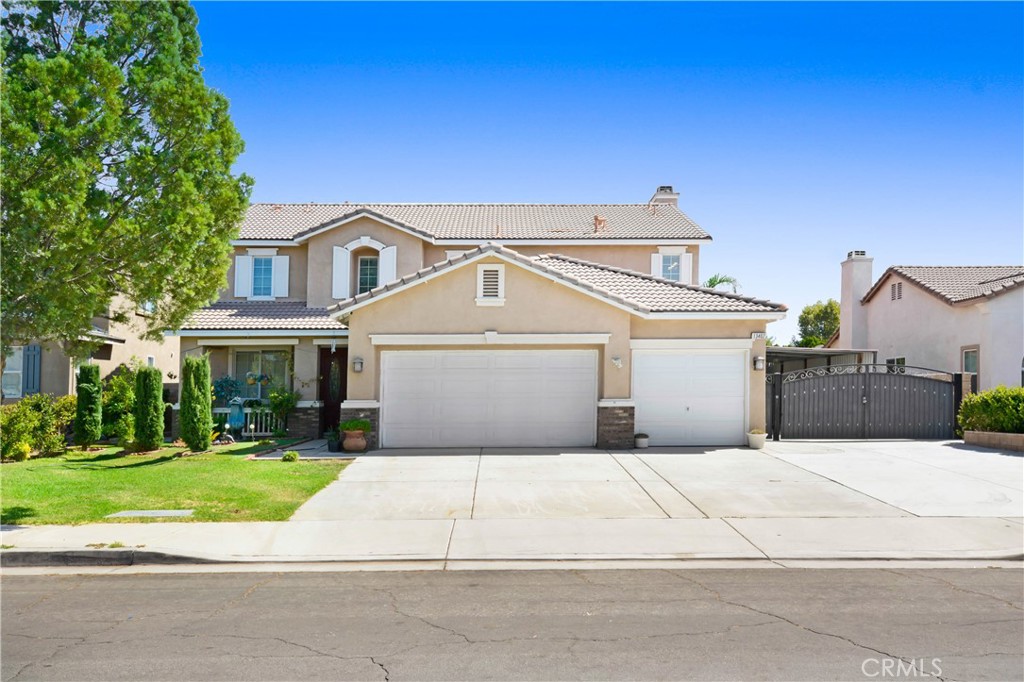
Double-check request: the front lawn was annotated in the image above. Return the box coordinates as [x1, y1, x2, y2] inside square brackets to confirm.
[1, 440, 347, 525]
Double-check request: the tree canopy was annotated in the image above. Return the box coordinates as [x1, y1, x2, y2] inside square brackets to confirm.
[1, 1, 252, 361]
[793, 299, 840, 347]
[702, 273, 739, 293]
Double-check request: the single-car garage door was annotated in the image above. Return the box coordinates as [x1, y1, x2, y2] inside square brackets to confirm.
[380, 350, 598, 448]
[633, 350, 748, 446]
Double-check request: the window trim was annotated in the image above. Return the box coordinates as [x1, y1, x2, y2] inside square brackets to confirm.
[357, 255, 380, 295]
[476, 264, 506, 306]
[2, 345, 24, 399]
[250, 256, 275, 299]
[961, 345, 980, 375]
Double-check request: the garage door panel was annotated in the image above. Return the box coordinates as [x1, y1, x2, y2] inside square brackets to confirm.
[633, 349, 747, 447]
[382, 350, 597, 448]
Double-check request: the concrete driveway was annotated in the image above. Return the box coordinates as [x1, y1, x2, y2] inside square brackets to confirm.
[292, 440, 1023, 522]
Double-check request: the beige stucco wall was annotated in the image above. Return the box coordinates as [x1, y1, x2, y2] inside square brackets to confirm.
[222, 245, 308, 302]
[422, 244, 701, 285]
[344, 256, 633, 400]
[306, 217, 426, 307]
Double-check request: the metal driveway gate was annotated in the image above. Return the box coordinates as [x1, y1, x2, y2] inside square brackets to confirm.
[766, 364, 962, 440]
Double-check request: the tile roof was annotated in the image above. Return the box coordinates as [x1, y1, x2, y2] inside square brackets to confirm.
[330, 243, 785, 317]
[180, 301, 346, 331]
[239, 203, 711, 241]
[864, 266, 1024, 305]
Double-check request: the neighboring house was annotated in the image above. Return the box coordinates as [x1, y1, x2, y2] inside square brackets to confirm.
[1, 298, 181, 402]
[172, 186, 786, 448]
[827, 250, 1024, 391]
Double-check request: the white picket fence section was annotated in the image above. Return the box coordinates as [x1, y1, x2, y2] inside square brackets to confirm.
[213, 407, 282, 437]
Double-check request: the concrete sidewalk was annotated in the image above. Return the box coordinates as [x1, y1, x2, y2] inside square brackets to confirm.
[2, 440, 1022, 566]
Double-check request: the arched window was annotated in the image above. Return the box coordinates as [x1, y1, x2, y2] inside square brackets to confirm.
[332, 237, 397, 299]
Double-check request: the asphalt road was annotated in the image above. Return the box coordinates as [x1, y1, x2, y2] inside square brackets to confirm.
[2, 568, 1022, 681]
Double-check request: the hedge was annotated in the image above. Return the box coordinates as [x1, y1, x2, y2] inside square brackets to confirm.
[134, 366, 165, 451]
[958, 386, 1024, 435]
[180, 355, 212, 452]
[2, 394, 76, 460]
[74, 364, 103, 447]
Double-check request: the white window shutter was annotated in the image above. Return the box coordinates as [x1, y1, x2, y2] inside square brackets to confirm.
[272, 256, 289, 297]
[379, 245, 397, 286]
[234, 256, 253, 298]
[332, 246, 351, 299]
[650, 253, 663, 278]
[680, 253, 693, 285]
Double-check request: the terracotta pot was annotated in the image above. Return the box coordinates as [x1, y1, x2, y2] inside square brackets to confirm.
[342, 430, 367, 452]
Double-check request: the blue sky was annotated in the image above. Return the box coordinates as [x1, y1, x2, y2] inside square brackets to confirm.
[192, 1, 1023, 343]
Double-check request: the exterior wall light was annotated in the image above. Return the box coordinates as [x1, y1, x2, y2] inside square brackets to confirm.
[753, 356, 766, 371]
[611, 356, 623, 369]
[353, 357, 364, 373]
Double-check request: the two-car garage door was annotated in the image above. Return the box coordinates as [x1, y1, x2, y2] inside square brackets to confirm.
[380, 350, 598, 448]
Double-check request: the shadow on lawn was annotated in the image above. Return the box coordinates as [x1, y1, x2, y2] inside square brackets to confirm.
[68, 454, 180, 470]
[1, 505, 36, 524]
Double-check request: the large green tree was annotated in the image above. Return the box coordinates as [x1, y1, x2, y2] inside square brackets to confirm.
[794, 298, 840, 348]
[1, 1, 252, 364]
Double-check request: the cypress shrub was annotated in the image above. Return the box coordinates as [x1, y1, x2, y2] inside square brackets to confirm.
[134, 366, 165, 451]
[180, 355, 212, 452]
[74, 364, 103, 447]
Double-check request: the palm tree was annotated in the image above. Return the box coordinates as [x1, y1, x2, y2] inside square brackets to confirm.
[702, 273, 739, 293]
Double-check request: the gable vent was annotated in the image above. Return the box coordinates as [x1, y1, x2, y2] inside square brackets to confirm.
[890, 282, 902, 301]
[476, 264, 506, 306]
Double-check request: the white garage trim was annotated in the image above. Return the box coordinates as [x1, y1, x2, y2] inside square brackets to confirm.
[630, 338, 754, 350]
[370, 333, 611, 346]
[379, 349, 599, 448]
[632, 348, 750, 446]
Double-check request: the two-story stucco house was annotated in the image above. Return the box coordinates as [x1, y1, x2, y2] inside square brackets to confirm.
[173, 187, 786, 448]
[828, 250, 1024, 391]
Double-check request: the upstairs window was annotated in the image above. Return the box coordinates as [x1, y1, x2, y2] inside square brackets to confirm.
[252, 257, 273, 297]
[358, 256, 379, 295]
[476, 264, 505, 306]
[651, 248, 692, 284]
[662, 255, 682, 282]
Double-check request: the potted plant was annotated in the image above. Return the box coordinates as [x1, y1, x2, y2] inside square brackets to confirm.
[634, 432, 650, 449]
[747, 428, 767, 449]
[339, 418, 371, 452]
[324, 428, 341, 452]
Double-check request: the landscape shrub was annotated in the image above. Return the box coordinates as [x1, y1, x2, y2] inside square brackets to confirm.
[0, 402, 39, 459]
[134, 366, 165, 451]
[339, 419, 371, 432]
[74, 364, 103, 447]
[180, 355, 213, 452]
[10, 442, 32, 462]
[281, 450, 299, 462]
[101, 362, 139, 443]
[1, 394, 78, 459]
[958, 386, 1024, 435]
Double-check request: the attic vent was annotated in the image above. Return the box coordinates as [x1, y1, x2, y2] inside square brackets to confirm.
[848, 250, 867, 258]
[890, 282, 903, 301]
[476, 265, 505, 306]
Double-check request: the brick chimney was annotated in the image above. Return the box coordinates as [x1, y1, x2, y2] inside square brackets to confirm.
[839, 250, 873, 349]
[649, 185, 679, 207]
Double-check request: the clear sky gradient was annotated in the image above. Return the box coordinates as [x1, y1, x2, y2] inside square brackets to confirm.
[192, 1, 1023, 343]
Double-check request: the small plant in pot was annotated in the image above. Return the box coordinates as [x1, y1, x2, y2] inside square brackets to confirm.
[747, 428, 767, 450]
[324, 428, 341, 452]
[634, 433, 650, 449]
[339, 419, 372, 452]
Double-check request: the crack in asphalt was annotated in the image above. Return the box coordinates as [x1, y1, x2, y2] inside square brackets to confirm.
[665, 571, 950, 682]
[882, 569, 1024, 612]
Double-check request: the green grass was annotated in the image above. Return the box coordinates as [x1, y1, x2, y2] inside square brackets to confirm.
[1, 440, 347, 525]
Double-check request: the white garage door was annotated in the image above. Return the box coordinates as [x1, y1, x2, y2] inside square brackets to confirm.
[633, 350, 748, 446]
[380, 350, 598, 448]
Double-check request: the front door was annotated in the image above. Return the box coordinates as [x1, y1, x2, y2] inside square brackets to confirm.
[318, 347, 348, 434]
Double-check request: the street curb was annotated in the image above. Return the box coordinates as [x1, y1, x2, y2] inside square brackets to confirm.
[3, 549, 1021, 568]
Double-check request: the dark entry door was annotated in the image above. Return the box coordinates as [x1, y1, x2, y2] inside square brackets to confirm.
[318, 347, 348, 434]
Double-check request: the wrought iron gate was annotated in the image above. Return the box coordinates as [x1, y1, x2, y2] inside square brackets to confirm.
[766, 364, 962, 440]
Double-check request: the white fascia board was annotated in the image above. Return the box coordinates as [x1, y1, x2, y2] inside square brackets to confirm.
[312, 337, 351, 345]
[370, 333, 611, 346]
[434, 238, 709, 246]
[174, 329, 348, 338]
[333, 250, 645, 320]
[231, 240, 296, 247]
[630, 338, 754, 350]
[293, 212, 432, 244]
[198, 338, 299, 346]
[640, 311, 787, 321]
